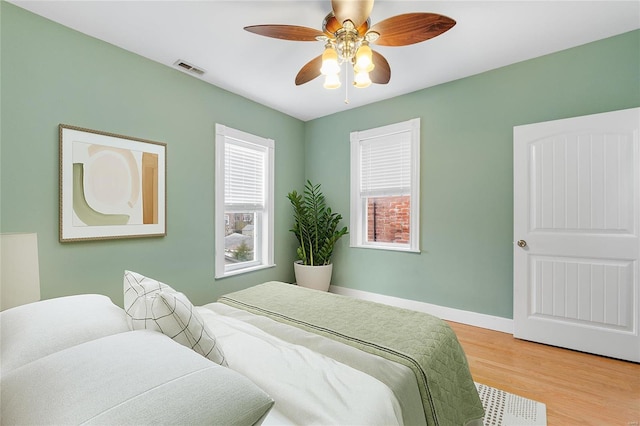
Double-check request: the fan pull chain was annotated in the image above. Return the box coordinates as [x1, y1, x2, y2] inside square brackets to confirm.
[344, 65, 350, 104]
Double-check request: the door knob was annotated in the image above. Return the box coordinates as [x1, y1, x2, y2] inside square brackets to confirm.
[517, 240, 527, 248]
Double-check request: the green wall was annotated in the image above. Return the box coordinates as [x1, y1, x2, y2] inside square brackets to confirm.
[2, 2, 638, 319]
[0, 2, 304, 306]
[305, 30, 640, 318]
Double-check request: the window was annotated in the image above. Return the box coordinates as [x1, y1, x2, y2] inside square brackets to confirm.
[350, 118, 420, 252]
[215, 124, 274, 277]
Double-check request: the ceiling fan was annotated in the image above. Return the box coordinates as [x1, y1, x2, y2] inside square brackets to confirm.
[244, 0, 456, 90]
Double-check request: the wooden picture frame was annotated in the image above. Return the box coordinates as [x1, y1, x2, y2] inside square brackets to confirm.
[59, 124, 167, 242]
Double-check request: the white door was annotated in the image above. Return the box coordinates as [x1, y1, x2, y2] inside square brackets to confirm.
[514, 108, 640, 363]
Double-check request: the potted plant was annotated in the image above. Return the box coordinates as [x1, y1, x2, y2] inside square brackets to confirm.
[287, 180, 348, 291]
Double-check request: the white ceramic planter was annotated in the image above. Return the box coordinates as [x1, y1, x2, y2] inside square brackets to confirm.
[294, 261, 333, 292]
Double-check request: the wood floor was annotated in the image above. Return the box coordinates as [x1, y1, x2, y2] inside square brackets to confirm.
[447, 321, 640, 426]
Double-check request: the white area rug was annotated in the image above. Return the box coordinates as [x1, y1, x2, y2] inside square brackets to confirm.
[475, 383, 547, 426]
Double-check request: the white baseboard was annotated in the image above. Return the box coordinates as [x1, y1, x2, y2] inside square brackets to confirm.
[329, 285, 514, 334]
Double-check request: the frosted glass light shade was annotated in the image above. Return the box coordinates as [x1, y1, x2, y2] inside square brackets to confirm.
[1, 233, 41, 311]
[353, 71, 372, 88]
[320, 46, 340, 76]
[323, 73, 341, 89]
[354, 44, 374, 73]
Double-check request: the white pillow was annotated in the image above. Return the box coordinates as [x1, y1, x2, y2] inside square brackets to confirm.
[123, 270, 170, 328]
[0, 294, 129, 376]
[1, 331, 273, 425]
[123, 270, 226, 366]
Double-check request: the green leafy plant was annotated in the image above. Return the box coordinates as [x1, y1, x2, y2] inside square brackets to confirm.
[287, 180, 348, 266]
[233, 241, 252, 262]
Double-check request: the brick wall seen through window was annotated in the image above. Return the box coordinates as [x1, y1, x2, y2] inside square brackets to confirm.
[366, 196, 411, 244]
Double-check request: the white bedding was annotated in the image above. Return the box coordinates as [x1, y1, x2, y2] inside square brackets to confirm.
[198, 303, 416, 425]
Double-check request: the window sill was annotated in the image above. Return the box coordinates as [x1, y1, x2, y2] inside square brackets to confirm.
[215, 263, 276, 279]
[350, 244, 421, 254]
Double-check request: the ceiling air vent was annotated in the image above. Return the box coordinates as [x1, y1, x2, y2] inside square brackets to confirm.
[173, 60, 206, 76]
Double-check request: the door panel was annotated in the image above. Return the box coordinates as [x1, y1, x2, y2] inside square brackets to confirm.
[531, 133, 635, 233]
[531, 256, 634, 330]
[514, 107, 640, 362]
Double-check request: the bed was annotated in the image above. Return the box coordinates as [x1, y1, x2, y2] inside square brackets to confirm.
[199, 281, 485, 426]
[1, 273, 484, 425]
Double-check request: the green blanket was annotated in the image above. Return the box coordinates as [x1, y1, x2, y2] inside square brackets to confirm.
[218, 282, 484, 426]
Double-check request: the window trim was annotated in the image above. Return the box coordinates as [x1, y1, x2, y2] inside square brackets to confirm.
[350, 118, 420, 253]
[215, 124, 275, 278]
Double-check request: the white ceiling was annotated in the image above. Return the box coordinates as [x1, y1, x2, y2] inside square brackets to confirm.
[9, 1, 640, 121]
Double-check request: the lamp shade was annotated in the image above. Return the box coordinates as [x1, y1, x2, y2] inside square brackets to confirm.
[353, 71, 372, 88]
[323, 73, 341, 89]
[320, 46, 340, 76]
[1, 233, 41, 311]
[354, 44, 374, 73]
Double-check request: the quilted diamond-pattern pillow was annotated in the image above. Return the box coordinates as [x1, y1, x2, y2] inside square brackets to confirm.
[123, 270, 226, 366]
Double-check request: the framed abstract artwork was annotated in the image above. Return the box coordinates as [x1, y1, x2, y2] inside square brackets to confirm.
[59, 124, 167, 242]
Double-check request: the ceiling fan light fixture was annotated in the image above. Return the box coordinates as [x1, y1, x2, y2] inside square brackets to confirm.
[353, 70, 372, 88]
[323, 73, 342, 89]
[320, 44, 340, 75]
[244, 1, 456, 96]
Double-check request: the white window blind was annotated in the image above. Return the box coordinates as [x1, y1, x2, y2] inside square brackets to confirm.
[224, 140, 265, 208]
[350, 118, 420, 253]
[215, 124, 275, 278]
[360, 132, 411, 197]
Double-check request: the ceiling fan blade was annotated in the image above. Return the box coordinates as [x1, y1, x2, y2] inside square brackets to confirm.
[370, 13, 456, 46]
[244, 25, 324, 41]
[370, 50, 390, 84]
[295, 55, 323, 86]
[331, 0, 374, 27]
